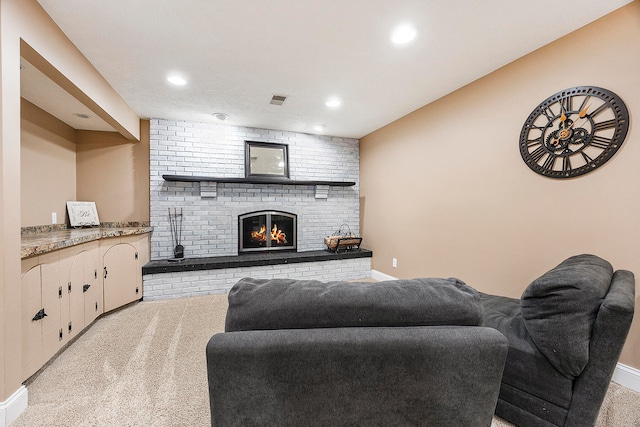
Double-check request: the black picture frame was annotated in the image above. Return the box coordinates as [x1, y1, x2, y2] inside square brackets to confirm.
[245, 141, 290, 178]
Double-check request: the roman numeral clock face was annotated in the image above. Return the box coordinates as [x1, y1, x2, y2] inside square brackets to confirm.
[520, 86, 629, 178]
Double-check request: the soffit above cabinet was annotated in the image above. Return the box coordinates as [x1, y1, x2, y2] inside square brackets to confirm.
[20, 57, 116, 132]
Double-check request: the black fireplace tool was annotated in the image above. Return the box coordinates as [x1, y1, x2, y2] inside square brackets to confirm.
[169, 207, 184, 260]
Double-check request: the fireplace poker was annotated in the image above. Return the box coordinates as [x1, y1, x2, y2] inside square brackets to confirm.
[168, 207, 184, 259]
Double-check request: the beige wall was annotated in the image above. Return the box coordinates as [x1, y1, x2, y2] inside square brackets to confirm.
[361, 2, 640, 369]
[20, 104, 150, 227]
[1, 0, 142, 403]
[76, 120, 150, 222]
[21, 100, 77, 227]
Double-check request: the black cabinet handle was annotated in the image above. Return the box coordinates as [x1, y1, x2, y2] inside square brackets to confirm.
[103, 266, 108, 279]
[83, 284, 91, 292]
[32, 308, 47, 321]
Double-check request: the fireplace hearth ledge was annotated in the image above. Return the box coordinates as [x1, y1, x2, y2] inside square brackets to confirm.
[142, 249, 372, 275]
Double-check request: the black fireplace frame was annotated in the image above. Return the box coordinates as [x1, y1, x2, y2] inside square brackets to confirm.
[238, 210, 297, 253]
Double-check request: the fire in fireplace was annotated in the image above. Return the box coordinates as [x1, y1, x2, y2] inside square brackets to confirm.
[239, 211, 297, 253]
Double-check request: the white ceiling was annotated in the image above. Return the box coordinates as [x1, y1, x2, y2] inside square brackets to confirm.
[31, 0, 633, 139]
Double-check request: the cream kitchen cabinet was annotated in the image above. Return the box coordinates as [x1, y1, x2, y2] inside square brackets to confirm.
[101, 234, 149, 312]
[21, 249, 82, 380]
[21, 232, 150, 381]
[21, 256, 52, 380]
[62, 241, 102, 332]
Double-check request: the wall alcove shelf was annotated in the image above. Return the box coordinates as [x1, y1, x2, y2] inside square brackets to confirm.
[162, 174, 356, 187]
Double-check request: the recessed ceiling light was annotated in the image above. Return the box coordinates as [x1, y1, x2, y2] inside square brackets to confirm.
[391, 24, 417, 45]
[313, 124, 326, 132]
[325, 97, 341, 108]
[212, 112, 229, 121]
[73, 113, 91, 119]
[167, 75, 187, 86]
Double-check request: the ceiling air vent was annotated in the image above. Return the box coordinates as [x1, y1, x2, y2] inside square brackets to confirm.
[270, 95, 287, 106]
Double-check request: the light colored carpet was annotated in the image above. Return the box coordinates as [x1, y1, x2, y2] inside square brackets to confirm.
[13, 294, 227, 427]
[10, 293, 640, 426]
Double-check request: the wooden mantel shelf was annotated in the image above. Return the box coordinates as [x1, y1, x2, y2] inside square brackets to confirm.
[162, 174, 356, 187]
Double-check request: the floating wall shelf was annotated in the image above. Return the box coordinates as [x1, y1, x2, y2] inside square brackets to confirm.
[162, 174, 356, 187]
[162, 174, 356, 199]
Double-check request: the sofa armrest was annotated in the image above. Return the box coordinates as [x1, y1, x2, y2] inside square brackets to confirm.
[207, 326, 508, 427]
[565, 270, 635, 427]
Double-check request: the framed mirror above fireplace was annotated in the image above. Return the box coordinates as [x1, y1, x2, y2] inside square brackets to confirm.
[239, 210, 297, 253]
[245, 141, 289, 178]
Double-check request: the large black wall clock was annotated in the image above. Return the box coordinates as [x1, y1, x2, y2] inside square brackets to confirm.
[519, 86, 629, 178]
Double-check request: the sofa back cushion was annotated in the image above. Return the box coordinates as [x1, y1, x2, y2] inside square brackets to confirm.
[520, 254, 613, 378]
[226, 277, 483, 332]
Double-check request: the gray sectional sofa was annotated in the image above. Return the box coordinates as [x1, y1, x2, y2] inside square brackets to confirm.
[207, 277, 508, 426]
[206, 254, 633, 426]
[480, 254, 635, 427]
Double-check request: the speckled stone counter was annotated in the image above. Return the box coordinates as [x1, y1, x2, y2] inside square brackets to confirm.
[21, 222, 152, 259]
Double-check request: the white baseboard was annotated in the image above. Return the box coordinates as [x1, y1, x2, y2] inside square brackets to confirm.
[370, 269, 398, 281]
[0, 385, 27, 427]
[613, 363, 640, 393]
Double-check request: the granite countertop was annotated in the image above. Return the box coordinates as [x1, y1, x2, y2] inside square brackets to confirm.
[21, 222, 152, 259]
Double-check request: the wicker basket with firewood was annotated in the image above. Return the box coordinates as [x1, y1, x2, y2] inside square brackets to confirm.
[324, 224, 362, 253]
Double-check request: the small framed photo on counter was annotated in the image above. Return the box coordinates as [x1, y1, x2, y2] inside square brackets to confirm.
[66, 201, 100, 227]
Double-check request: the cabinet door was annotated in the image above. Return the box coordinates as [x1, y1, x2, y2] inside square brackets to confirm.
[22, 262, 43, 380]
[39, 252, 63, 360]
[68, 253, 86, 340]
[65, 242, 103, 331]
[103, 243, 139, 312]
[124, 234, 148, 298]
[132, 234, 150, 265]
[82, 246, 102, 325]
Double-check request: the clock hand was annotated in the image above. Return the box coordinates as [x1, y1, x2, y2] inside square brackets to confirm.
[560, 105, 568, 129]
[550, 105, 569, 146]
[566, 104, 590, 130]
[579, 104, 590, 117]
[551, 104, 591, 146]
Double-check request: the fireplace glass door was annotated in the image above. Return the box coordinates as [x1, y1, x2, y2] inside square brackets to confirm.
[239, 211, 297, 253]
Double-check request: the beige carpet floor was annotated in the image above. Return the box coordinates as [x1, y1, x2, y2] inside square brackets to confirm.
[10, 293, 640, 426]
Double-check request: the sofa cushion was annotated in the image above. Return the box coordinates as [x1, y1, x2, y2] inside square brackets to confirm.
[520, 254, 613, 378]
[225, 277, 483, 332]
[480, 293, 573, 408]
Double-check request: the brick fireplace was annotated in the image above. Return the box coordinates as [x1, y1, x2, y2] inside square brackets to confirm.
[144, 119, 370, 299]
